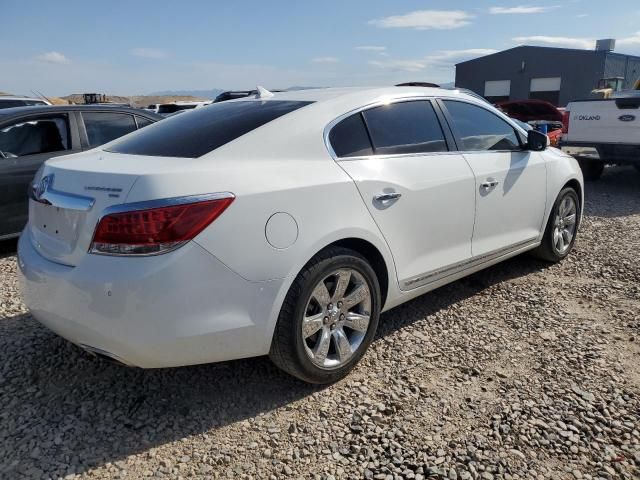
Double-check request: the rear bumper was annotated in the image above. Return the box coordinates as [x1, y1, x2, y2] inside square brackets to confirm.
[17, 231, 284, 367]
[560, 141, 640, 164]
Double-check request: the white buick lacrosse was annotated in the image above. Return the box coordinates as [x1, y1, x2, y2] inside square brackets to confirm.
[18, 86, 583, 383]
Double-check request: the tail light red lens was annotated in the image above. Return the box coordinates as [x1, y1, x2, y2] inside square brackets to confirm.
[90, 196, 234, 255]
[562, 110, 570, 134]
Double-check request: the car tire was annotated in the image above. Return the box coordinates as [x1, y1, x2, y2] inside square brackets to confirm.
[532, 187, 580, 263]
[577, 158, 604, 181]
[269, 246, 381, 384]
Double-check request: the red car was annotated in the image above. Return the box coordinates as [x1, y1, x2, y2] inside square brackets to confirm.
[496, 99, 563, 146]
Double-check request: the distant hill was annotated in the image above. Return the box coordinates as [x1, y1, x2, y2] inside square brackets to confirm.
[61, 94, 210, 108]
[149, 86, 322, 98]
[149, 89, 224, 99]
[286, 86, 323, 91]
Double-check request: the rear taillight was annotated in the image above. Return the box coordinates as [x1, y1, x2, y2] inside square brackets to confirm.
[562, 110, 570, 134]
[90, 194, 234, 256]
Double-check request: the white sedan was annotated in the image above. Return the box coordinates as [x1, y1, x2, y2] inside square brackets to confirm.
[17, 86, 583, 383]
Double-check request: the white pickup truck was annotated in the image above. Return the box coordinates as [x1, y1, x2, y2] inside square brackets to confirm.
[561, 94, 640, 180]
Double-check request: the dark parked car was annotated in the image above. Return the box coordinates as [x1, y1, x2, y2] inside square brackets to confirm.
[0, 105, 162, 239]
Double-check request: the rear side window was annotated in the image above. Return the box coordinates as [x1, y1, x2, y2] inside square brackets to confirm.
[443, 100, 521, 151]
[362, 101, 447, 155]
[329, 113, 373, 158]
[0, 100, 29, 109]
[0, 115, 70, 157]
[82, 112, 137, 147]
[106, 100, 313, 158]
[135, 116, 153, 129]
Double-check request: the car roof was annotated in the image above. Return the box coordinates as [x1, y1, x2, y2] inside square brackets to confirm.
[0, 104, 163, 120]
[234, 86, 483, 104]
[0, 96, 49, 102]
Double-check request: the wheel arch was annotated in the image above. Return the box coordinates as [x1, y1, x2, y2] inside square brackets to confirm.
[563, 178, 582, 203]
[319, 237, 390, 309]
[562, 177, 583, 226]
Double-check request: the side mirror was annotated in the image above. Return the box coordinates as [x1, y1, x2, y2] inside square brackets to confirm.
[527, 130, 548, 151]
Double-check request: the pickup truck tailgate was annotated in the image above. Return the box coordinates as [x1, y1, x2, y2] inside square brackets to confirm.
[566, 98, 640, 144]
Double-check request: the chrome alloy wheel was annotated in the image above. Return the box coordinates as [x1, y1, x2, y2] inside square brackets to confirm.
[553, 194, 577, 255]
[301, 269, 372, 369]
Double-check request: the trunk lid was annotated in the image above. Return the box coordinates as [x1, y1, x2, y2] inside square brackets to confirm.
[28, 151, 192, 266]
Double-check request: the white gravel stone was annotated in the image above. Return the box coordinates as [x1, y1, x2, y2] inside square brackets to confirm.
[1, 166, 639, 479]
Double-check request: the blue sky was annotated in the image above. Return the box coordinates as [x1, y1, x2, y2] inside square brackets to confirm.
[2, 0, 640, 96]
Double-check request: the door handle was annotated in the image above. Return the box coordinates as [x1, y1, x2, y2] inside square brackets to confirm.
[480, 179, 499, 190]
[374, 192, 402, 203]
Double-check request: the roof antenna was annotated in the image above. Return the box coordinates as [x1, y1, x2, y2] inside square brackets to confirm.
[256, 86, 274, 99]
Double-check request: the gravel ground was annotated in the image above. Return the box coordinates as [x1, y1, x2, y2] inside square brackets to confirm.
[1, 166, 639, 480]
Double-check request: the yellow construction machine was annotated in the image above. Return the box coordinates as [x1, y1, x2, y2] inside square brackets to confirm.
[591, 77, 640, 98]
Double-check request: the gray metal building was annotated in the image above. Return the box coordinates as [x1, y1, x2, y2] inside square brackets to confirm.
[455, 41, 640, 106]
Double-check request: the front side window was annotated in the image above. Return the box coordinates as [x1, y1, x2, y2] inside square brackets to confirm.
[0, 115, 70, 157]
[106, 100, 313, 158]
[443, 100, 521, 151]
[362, 100, 447, 155]
[82, 112, 137, 147]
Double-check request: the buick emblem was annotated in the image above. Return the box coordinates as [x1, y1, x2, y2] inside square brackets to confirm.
[619, 114, 636, 122]
[33, 174, 54, 201]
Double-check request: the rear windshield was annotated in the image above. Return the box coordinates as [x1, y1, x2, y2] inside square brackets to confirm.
[106, 100, 312, 158]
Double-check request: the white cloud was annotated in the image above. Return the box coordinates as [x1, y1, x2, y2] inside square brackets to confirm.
[34, 51, 70, 64]
[489, 5, 559, 14]
[369, 10, 473, 30]
[513, 33, 640, 54]
[311, 56, 339, 64]
[131, 48, 167, 59]
[356, 46, 388, 55]
[618, 31, 640, 46]
[513, 35, 595, 49]
[369, 59, 427, 72]
[429, 49, 498, 63]
[576, 13, 589, 18]
[369, 49, 496, 73]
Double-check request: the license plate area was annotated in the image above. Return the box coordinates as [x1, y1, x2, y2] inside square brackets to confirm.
[30, 201, 84, 256]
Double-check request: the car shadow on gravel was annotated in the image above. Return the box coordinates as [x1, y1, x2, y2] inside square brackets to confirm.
[0, 238, 18, 259]
[0, 254, 552, 477]
[583, 166, 640, 218]
[6, 169, 637, 477]
[375, 254, 550, 339]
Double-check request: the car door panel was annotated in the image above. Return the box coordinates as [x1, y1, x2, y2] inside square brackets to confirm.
[440, 99, 547, 257]
[462, 151, 547, 256]
[340, 154, 476, 289]
[0, 113, 78, 237]
[330, 99, 476, 291]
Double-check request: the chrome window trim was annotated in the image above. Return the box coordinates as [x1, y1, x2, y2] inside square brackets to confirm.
[0, 232, 20, 241]
[324, 95, 444, 161]
[323, 95, 530, 161]
[438, 98, 530, 153]
[89, 192, 236, 257]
